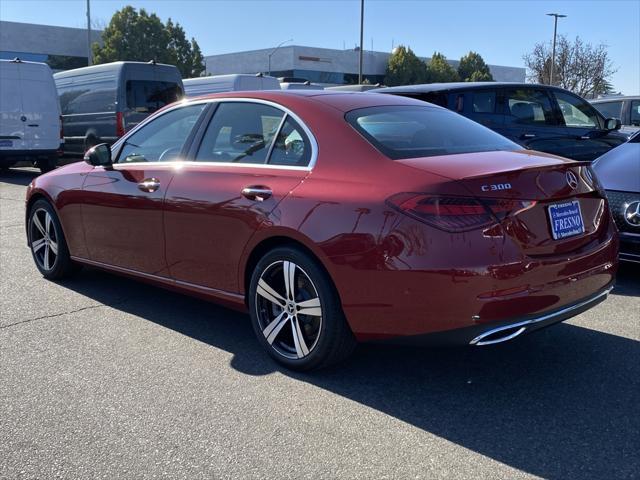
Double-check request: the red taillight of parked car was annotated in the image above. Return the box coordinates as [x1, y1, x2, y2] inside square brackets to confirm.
[387, 193, 535, 232]
[116, 111, 126, 137]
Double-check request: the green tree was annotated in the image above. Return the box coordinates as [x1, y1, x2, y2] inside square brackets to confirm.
[425, 52, 459, 83]
[93, 6, 205, 77]
[190, 39, 206, 77]
[385, 45, 426, 86]
[458, 51, 494, 82]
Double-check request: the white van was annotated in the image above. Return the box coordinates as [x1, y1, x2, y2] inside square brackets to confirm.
[183, 74, 280, 97]
[0, 59, 62, 172]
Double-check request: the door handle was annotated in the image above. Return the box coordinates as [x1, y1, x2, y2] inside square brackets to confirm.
[27, 124, 39, 127]
[138, 177, 160, 193]
[241, 186, 272, 202]
[521, 133, 536, 139]
[579, 135, 591, 140]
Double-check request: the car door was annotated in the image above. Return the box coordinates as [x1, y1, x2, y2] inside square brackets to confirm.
[163, 100, 312, 294]
[553, 90, 620, 161]
[497, 87, 569, 157]
[81, 102, 208, 275]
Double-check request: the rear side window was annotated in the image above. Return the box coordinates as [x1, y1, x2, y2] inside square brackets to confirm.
[346, 105, 521, 160]
[268, 117, 311, 167]
[593, 101, 623, 120]
[504, 89, 556, 125]
[126, 80, 182, 113]
[472, 91, 496, 113]
[196, 102, 285, 164]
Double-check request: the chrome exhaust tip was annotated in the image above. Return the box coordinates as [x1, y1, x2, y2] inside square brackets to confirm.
[470, 325, 527, 346]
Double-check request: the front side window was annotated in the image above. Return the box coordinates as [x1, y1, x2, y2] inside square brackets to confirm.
[631, 100, 640, 126]
[117, 104, 206, 163]
[196, 102, 285, 164]
[346, 105, 521, 160]
[472, 91, 496, 113]
[554, 91, 600, 128]
[126, 80, 183, 113]
[593, 101, 622, 120]
[505, 89, 556, 125]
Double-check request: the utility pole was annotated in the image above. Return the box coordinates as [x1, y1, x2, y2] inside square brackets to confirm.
[267, 39, 292, 76]
[358, 0, 364, 84]
[86, 0, 92, 66]
[546, 13, 566, 85]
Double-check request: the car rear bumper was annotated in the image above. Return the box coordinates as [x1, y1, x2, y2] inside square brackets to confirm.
[372, 282, 614, 346]
[336, 219, 619, 342]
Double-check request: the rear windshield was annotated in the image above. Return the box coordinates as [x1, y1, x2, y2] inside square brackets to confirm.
[346, 105, 521, 159]
[126, 80, 183, 113]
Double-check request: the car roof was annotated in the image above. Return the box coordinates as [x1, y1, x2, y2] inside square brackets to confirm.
[377, 82, 574, 94]
[187, 90, 434, 112]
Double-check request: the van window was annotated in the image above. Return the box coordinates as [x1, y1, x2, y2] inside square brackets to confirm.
[554, 91, 599, 128]
[593, 101, 623, 120]
[58, 79, 117, 114]
[346, 105, 521, 159]
[630, 101, 640, 126]
[472, 91, 496, 113]
[117, 104, 206, 163]
[195, 102, 285, 164]
[505, 89, 556, 125]
[126, 80, 182, 113]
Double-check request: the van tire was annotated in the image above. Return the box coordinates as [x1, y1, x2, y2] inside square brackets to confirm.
[37, 156, 57, 173]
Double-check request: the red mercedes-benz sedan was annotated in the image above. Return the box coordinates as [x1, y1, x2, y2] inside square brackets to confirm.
[25, 91, 618, 370]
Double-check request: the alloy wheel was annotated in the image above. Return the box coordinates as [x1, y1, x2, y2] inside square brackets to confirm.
[255, 260, 323, 360]
[30, 208, 59, 271]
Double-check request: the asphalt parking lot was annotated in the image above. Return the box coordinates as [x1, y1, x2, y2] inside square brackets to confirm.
[1, 167, 639, 479]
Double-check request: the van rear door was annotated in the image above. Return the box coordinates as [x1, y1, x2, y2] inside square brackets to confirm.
[0, 61, 25, 151]
[19, 62, 60, 151]
[122, 64, 183, 132]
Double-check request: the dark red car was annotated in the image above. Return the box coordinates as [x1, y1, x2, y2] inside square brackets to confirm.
[25, 91, 618, 370]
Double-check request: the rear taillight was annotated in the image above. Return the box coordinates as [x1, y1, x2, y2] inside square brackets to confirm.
[116, 112, 126, 137]
[387, 193, 535, 233]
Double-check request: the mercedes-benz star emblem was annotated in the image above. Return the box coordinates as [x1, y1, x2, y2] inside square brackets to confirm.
[624, 200, 640, 227]
[566, 171, 579, 190]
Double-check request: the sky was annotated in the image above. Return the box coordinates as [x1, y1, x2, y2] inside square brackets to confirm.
[1, 0, 639, 94]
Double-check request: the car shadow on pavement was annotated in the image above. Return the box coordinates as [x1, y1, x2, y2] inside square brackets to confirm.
[54, 265, 640, 479]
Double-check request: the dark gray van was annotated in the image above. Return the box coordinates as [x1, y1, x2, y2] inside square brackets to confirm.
[54, 61, 183, 155]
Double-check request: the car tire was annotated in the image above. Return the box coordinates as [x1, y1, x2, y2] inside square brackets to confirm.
[37, 156, 56, 174]
[28, 199, 81, 279]
[248, 246, 356, 371]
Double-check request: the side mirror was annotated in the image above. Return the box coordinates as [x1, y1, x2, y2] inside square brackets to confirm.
[84, 143, 112, 167]
[605, 117, 622, 131]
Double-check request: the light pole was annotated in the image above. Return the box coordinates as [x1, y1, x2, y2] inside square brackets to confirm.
[268, 39, 292, 76]
[546, 13, 566, 85]
[86, 0, 92, 66]
[358, 0, 364, 84]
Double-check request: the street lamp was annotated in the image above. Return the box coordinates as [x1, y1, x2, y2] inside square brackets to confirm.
[546, 13, 567, 85]
[358, 0, 364, 84]
[268, 39, 293, 76]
